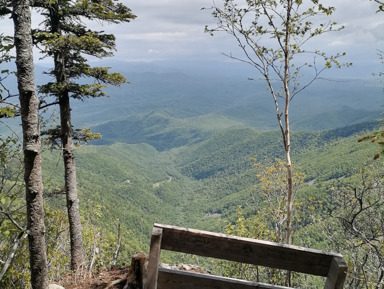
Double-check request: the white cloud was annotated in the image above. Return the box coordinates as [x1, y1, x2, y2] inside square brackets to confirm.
[371, 23, 384, 43]
[148, 49, 160, 54]
[121, 32, 187, 42]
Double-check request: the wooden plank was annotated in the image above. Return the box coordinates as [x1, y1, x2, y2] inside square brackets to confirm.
[144, 227, 163, 289]
[154, 223, 341, 277]
[157, 268, 292, 289]
[324, 256, 348, 289]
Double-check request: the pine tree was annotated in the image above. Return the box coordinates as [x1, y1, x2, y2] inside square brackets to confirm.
[33, 0, 135, 271]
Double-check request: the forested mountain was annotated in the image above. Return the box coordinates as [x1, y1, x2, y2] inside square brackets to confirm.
[43, 110, 381, 249]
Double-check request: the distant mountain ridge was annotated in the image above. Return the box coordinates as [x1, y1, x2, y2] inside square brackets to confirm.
[67, 60, 382, 138]
[2, 59, 381, 136]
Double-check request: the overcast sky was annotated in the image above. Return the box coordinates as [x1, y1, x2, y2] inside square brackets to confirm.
[106, 1, 382, 61]
[94, 0, 382, 78]
[1, 0, 383, 77]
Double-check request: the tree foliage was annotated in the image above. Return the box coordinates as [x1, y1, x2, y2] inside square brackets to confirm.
[0, 16, 28, 287]
[252, 157, 306, 243]
[329, 165, 384, 288]
[0, 34, 17, 118]
[358, 1, 384, 158]
[33, 0, 134, 117]
[372, 0, 384, 12]
[0, 133, 27, 286]
[357, 48, 384, 159]
[218, 157, 323, 288]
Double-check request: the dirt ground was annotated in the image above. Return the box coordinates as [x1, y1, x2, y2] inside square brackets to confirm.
[57, 267, 130, 289]
[56, 260, 207, 288]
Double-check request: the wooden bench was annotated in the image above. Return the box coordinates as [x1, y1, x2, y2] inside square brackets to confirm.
[144, 223, 347, 289]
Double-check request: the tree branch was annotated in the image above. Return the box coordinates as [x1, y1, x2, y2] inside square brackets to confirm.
[0, 231, 28, 281]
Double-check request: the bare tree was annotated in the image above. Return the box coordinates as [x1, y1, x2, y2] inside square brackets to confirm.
[205, 0, 347, 245]
[329, 165, 384, 288]
[0, 130, 26, 283]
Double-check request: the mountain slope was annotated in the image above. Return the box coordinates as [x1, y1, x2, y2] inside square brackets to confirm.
[92, 110, 243, 150]
[43, 119, 381, 255]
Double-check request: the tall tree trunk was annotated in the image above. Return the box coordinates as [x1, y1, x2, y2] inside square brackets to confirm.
[284, 79, 293, 246]
[283, 1, 293, 286]
[12, 1, 48, 288]
[54, 52, 84, 271]
[284, 0, 293, 247]
[60, 92, 84, 271]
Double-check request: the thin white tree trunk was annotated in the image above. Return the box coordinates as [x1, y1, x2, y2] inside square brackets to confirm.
[0, 232, 28, 281]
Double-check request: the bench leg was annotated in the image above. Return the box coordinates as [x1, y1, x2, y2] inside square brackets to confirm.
[324, 256, 348, 289]
[144, 227, 163, 289]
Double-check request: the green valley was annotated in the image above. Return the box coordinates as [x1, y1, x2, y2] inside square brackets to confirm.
[43, 108, 382, 257]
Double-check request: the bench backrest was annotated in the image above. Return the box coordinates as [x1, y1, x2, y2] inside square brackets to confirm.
[144, 223, 347, 289]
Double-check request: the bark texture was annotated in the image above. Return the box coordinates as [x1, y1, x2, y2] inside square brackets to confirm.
[283, 0, 293, 246]
[54, 52, 84, 271]
[48, 4, 84, 271]
[60, 92, 84, 271]
[12, 0, 48, 288]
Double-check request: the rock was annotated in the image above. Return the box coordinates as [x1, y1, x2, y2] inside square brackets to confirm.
[179, 264, 191, 271]
[49, 284, 65, 289]
[160, 263, 210, 274]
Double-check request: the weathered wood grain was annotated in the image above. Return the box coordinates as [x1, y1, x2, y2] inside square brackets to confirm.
[144, 227, 163, 289]
[158, 268, 291, 289]
[324, 256, 348, 289]
[156, 223, 341, 277]
[144, 223, 347, 289]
